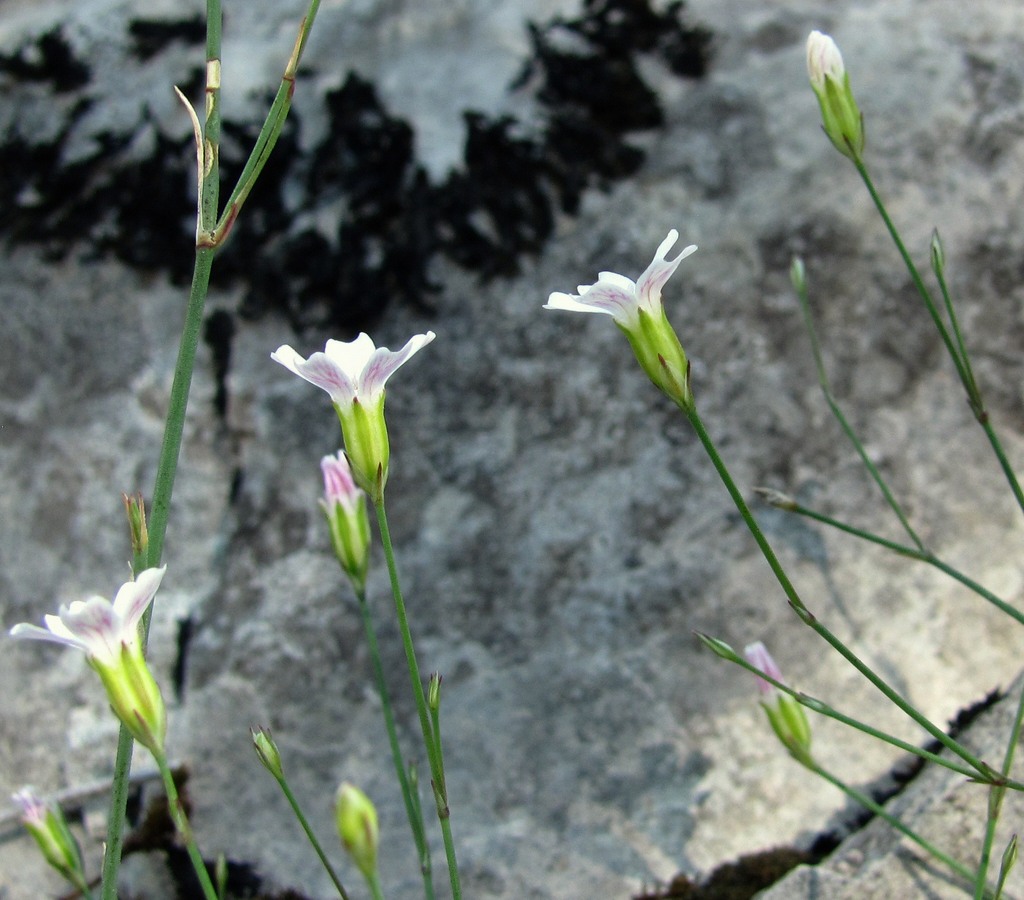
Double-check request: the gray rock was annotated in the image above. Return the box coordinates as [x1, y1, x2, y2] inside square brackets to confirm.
[2, 0, 1024, 898]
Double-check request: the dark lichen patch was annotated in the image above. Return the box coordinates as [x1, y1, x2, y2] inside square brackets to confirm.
[128, 15, 206, 62]
[0, 2, 713, 337]
[0, 27, 90, 92]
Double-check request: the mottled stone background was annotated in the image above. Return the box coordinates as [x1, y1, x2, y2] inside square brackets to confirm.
[2, 1, 1024, 897]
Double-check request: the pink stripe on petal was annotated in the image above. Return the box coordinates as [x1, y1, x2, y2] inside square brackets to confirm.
[298, 354, 358, 404]
[113, 567, 166, 631]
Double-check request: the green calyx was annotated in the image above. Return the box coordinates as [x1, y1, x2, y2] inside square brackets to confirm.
[620, 306, 693, 410]
[336, 396, 390, 503]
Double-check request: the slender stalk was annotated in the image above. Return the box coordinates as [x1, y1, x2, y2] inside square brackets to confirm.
[853, 160, 1024, 519]
[101, 87, 219, 900]
[932, 234, 981, 401]
[777, 503, 1024, 626]
[975, 683, 1024, 898]
[373, 500, 462, 900]
[269, 772, 351, 899]
[366, 871, 386, 900]
[153, 753, 219, 900]
[353, 587, 436, 899]
[809, 761, 979, 887]
[684, 404, 995, 779]
[212, 0, 323, 246]
[102, 0, 322, 890]
[793, 270, 926, 552]
[852, 159, 967, 391]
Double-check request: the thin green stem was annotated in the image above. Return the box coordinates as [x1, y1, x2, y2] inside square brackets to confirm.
[853, 159, 968, 391]
[684, 404, 995, 779]
[932, 237, 981, 401]
[793, 270, 926, 552]
[781, 504, 1024, 626]
[353, 588, 435, 899]
[270, 773, 351, 900]
[854, 161, 1024, 520]
[153, 753, 218, 900]
[980, 418, 1024, 521]
[975, 683, 1024, 898]
[213, 0, 323, 246]
[809, 761, 979, 887]
[374, 499, 462, 900]
[366, 871, 386, 900]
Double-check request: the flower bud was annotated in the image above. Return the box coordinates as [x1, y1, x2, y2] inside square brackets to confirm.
[806, 31, 864, 161]
[335, 782, 380, 882]
[319, 452, 372, 593]
[428, 672, 442, 712]
[123, 492, 149, 562]
[744, 641, 814, 768]
[251, 726, 285, 781]
[12, 788, 87, 886]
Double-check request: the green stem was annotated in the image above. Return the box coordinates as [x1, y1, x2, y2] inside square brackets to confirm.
[212, 0, 322, 246]
[684, 404, 994, 779]
[100, 134, 217, 900]
[272, 774, 351, 900]
[782, 504, 1024, 626]
[366, 871, 386, 900]
[980, 418, 1024, 521]
[809, 761, 979, 887]
[975, 683, 1024, 898]
[153, 753, 219, 900]
[373, 500, 462, 900]
[354, 588, 436, 899]
[793, 268, 926, 552]
[854, 161, 1024, 521]
[853, 159, 969, 392]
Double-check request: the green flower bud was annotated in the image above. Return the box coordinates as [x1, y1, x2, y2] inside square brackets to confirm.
[335, 782, 380, 883]
[806, 31, 865, 162]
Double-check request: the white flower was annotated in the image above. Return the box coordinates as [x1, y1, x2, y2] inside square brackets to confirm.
[272, 332, 436, 500]
[544, 230, 696, 331]
[271, 332, 435, 411]
[10, 568, 169, 752]
[544, 231, 698, 408]
[10, 567, 166, 665]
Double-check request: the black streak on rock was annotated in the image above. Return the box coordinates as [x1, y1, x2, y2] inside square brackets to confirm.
[0, 2, 713, 338]
[129, 15, 207, 62]
[0, 27, 90, 92]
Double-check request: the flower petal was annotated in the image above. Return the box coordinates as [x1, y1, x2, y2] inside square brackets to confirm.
[635, 230, 697, 312]
[543, 291, 617, 317]
[9, 622, 87, 651]
[324, 334, 377, 374]
[112, 566, 166, 633]
[359, 332, 436, 399]
[59, 597, 123, 663]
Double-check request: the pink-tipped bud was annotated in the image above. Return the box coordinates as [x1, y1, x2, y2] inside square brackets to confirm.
[320, 452, 372, 593]
[744, 641, 814, 768]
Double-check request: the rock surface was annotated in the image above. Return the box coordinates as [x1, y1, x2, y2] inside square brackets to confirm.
[2, 0, 1024, 898]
